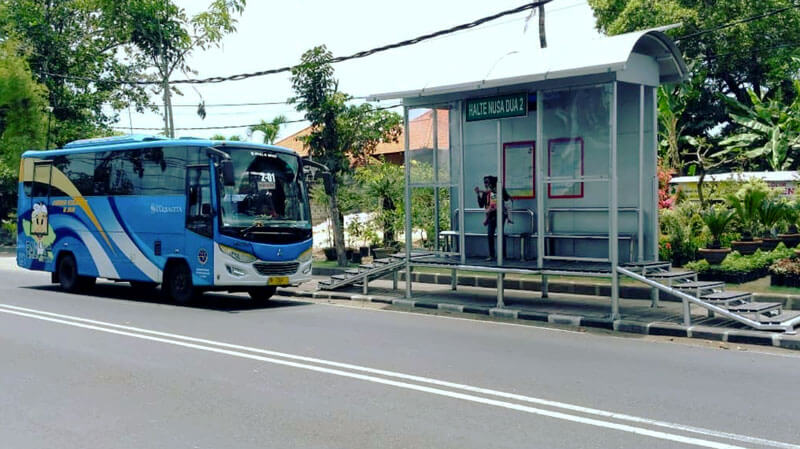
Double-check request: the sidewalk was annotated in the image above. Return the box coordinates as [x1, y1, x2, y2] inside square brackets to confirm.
[279, 276, 800, 351]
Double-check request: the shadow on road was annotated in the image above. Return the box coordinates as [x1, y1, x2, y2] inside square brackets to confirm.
[22, 283, 312, 313]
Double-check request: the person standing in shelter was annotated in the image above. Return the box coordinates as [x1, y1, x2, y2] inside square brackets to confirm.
[475, 176, 512, 261]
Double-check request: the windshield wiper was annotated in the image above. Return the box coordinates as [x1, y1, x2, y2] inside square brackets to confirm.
[240, 223, 267, 236]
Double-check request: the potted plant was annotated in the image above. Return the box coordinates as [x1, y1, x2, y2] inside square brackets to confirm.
[323, 247, 337, 261]
[758, 198, 787, 251]
[727, 183, 767, 255]
[698, 206, 735, 264]
[778, 201, 800, 248]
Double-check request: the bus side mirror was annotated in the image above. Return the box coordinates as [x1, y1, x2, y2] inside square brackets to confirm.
[221, 160, 235, 186]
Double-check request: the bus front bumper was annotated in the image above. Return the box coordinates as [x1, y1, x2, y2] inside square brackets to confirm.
[213, 244, 313, 288]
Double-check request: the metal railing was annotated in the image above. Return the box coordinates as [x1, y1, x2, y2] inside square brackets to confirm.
[617, 266, 800, 333]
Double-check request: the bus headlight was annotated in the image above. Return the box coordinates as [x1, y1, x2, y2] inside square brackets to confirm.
[219, 244, 256, 263]
[298, 247, 312, 263]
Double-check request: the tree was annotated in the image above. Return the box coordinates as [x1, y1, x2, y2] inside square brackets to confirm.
[209, 133, 242, 141]
[718, 80, 800, 171]
[0, 40, 48, 221]
[587, 0, 800, 140]
[0, 0, 153, 147]
[291, 45, 402, 266]
[121, 0, 246, 137]
[683, 136, 729, 208]
[250, 115, 287, 144]
[354, 158, 404, 246]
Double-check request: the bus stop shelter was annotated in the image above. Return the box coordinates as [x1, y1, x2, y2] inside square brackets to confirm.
[368, 27, 688, 319]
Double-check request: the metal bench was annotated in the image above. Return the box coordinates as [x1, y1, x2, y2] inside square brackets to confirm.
[439, 208, 535, 260]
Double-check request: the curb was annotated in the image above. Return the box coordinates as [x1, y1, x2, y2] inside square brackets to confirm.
[277, 287, 800, 351]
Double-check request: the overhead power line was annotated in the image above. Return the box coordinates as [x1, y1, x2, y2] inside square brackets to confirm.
[42, 0, 553, 86]
[677, 2, 800, 41]
[115, 103, 403, 131]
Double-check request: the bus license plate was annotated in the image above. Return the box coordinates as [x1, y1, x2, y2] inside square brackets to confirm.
[268, 276, 289, 286]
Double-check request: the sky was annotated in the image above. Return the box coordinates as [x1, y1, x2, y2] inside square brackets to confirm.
[114, 0, 603, 142]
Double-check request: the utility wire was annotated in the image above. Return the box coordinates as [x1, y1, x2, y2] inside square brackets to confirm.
[677, 2, 800, 41]
[41, 0, 553, 86]
[115, 103, 403, 131]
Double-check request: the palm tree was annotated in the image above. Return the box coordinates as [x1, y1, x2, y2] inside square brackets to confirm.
[702, 206, 735, 249]
[250, 115, 288, 145]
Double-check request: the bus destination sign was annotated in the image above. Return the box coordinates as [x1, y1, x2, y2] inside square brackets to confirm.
[466, 93, 528, 122]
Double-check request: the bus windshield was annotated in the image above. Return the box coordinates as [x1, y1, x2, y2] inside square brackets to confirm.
[218, 148, 311, 240]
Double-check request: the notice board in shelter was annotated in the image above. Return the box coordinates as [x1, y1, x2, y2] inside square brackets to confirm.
[503, 141, 535, 198]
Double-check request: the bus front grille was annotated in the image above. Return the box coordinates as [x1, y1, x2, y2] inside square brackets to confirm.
[253, 262, 299, 276]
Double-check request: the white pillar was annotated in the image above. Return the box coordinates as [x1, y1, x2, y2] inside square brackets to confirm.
[496, 120, 504, 308]
[610, 82, 620, 320]
[404, 107, 412, 299]
[536, 91, 544, 270]
[458, 102, 467, 265]
[638, 84, 645, 261]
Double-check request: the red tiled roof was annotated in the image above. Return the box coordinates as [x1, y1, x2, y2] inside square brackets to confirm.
[275, 109, 450, 158]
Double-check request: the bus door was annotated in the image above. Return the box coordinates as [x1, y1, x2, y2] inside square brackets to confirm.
[29, 161, 53, 264]
[185, 164, 214, 286]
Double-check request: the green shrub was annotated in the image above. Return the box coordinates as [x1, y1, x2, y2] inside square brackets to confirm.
[688, 243, 794, 275]
[685, 259, 711, 273]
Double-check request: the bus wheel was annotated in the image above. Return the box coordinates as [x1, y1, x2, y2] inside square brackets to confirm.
[57, 253, 95, 292]
[248, 286, 277, 305]
[165, 262, 196, 305]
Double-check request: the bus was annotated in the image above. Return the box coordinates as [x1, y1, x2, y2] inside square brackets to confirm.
[17, 135, 322, 304]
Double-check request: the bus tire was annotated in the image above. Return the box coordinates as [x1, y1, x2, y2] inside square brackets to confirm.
[248, 286, 277, 304]
[164, 261, 196, 305]
[57, 253, 95, 292]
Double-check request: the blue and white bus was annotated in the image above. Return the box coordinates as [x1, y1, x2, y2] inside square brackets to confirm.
[17, 135, 321, 304]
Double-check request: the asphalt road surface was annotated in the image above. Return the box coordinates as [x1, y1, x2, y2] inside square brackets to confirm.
[1, 257, 799, 449]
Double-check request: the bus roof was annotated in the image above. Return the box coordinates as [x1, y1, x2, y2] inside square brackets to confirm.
[21, 134, 300, 158]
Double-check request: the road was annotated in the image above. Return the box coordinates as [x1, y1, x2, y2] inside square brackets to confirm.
[1, 257, 798, 449]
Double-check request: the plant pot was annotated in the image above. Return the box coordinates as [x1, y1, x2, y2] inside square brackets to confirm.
[760, 238, 781, 251]
[698, 247, 731, 265]
[778, 233, 800, 249]
[730, 239, 763, 256]
[359, 246, 370, 257]
[372, 247, 395, 259]
[323, 247, 337, 261]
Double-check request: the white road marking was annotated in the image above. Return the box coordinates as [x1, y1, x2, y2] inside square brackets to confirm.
[1, 303, 796, 449]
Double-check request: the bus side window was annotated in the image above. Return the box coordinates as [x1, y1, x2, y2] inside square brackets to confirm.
[186, 166, 212, 237]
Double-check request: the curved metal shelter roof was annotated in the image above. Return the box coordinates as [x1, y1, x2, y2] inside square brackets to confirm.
[369, 26, 687, 101]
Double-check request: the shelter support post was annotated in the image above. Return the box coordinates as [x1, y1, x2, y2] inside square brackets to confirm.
[536, 91, 544, 270]
[433, 108, 440, 253]
[404, 106, 412, 299]
[541, 275, 549, 298]
[610, 82, 620, 320]
[458, 101, 466, 265]
[638, 85, 644, 261]
[496, 120, 505, 308]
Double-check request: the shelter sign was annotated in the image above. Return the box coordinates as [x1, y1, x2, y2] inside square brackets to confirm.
[466, 93, 527, 121]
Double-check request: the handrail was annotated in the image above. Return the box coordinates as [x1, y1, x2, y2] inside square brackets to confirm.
[452, 208, 536, 235]
[617, 266, 767, 329]
[547, 207, 638, 233]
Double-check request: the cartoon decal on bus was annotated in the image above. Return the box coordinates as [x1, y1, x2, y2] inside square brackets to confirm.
[22, 202, 55, 262]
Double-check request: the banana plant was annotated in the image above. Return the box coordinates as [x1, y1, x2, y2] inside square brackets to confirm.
[718, 80, 800, 171]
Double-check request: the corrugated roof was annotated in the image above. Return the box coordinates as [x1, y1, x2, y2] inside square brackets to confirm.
[368, 26, 687, 101]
